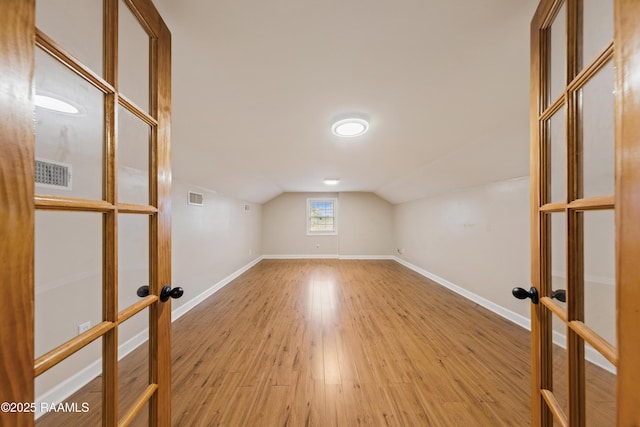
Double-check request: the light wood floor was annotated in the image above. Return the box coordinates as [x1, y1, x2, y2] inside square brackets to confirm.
[38, 259, 615, 426]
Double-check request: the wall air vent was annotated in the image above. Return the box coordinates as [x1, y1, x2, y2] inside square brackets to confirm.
[188, 191, 204, 206]
[35, 158, 72, 190]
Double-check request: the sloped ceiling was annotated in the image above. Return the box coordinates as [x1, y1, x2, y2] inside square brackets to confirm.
[154, 0, 538, 204]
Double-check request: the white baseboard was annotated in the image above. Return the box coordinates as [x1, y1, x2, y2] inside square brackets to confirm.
[551, 331, 616, 374]
[338, 255, 395, 260]
[35, 329, 150, 419]
[393, 257, 616, 374]
[172, 256, 263, 322]
[393, 256, 532, 329]
[262, 254, 339, 259]
[262, 254, 396, 260]
[36, 256, 265, 418]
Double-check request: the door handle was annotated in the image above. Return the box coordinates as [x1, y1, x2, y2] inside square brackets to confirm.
[551, 289, 566, 303]
[160, 285, 184, 302]
[136, 285, 184, 302]
[512, 286, 539, 304]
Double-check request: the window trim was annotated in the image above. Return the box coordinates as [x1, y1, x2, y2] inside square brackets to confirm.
[306, 197, 338, 235]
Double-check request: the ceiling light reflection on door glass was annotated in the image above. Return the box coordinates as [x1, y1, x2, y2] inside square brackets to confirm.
[35, 94, 79, 114]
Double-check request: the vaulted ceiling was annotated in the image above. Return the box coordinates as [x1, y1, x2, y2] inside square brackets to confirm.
[154, 0, 538, 204]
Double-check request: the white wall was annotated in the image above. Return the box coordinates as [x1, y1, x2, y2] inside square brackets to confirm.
[394, 177, 531, 319]
[171, 179, 262, 312]
[393, 176, 616, 365]
[262, 192, 339, 256]
[262, 191, 394, 257]
[338, 192, 394, 257]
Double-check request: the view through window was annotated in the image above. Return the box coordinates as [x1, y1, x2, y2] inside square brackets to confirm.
[307, 198, 337, 234]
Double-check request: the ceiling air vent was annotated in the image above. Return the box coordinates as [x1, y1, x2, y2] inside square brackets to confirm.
[188, 191, 204, 206]
[35, 158, 72, 190]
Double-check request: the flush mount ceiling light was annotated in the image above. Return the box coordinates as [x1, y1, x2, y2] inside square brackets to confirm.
[35, 94, 79, 114]
[331, 118, 369, 137]
[323, 179, 340, 185]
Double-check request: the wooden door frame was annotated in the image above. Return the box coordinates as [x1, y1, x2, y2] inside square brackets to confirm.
[0, 1, 36, 426]
[0, 0, 172, 425]
[530, 0, 640, 425]
[614, 0, 640, 424]
[148, 0, 173, 422]
[529, 0, 546, 423]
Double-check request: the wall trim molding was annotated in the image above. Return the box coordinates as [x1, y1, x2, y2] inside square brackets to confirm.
[392, 256, 616, 374]
[338, 255, 394, 260]
[262, 254, 339, 259]
[392, 256, 531, 328]
[35, 328, 149, 419]
[262, 254, 395, 260]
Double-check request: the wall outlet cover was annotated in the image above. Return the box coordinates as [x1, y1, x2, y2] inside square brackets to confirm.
[78, 321, 91, 335]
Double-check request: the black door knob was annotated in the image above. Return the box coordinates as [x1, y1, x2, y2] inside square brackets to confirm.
[160, 285, 184, 302]
[551, 289, 566, 303]
[512, 286, 539, 304]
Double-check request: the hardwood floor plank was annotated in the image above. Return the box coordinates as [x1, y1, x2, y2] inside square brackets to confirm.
[38, 259, 616, 426]
[334, 329, 359, 383]
[383, 383, 431, 426]
[323, 329, 342, 386]
[325, 384, 348, 427]
[287, 375, 325, 426]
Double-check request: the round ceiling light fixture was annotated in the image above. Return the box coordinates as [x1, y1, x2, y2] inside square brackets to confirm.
[35, 94, 79, 114]
[331, 117, 369, 137]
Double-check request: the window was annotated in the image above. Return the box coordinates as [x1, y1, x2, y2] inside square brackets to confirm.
[307, 198, 337, 235]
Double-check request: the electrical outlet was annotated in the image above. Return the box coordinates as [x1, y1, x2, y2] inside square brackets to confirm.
[78, 321, 91, 335]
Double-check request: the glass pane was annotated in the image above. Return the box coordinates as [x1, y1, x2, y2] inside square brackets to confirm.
[35, 47, 104, 201]
[35, 339, 102, 425]
[118, 214, 149, 311]
[549, 213, 567, 305]
[36, 0, 103, 75]
[35, 211, 102, 358]
[549, 3, 566, 104]
[118, 105, 150, 205]
[118, 308, 150, 421]
[585, 358, 616, 426]
[582, 61, 615, 198]
[118, 0, 150, 111]
[548, 106, 566, 203]
[584, 210, 616, 347]
[551, 313, 569, 419]
[583, 0, 614, 67]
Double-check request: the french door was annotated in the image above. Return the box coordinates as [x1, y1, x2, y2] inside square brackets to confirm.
[527, 0, 640, 426]
[0, 0, 173, 425]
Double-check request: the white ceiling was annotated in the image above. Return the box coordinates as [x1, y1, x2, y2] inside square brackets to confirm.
[153, 0, 538, 204]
